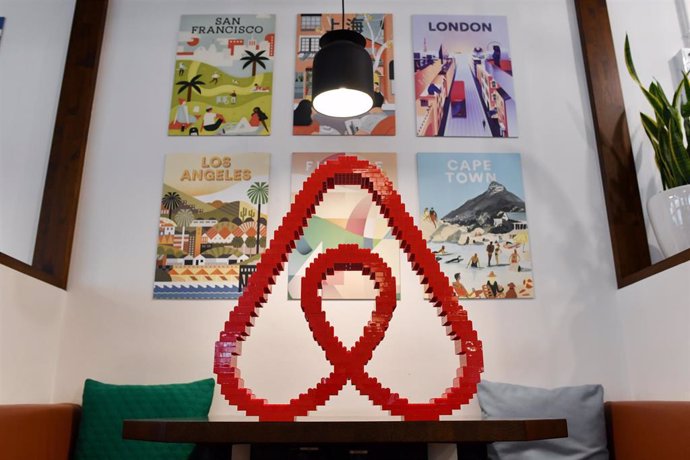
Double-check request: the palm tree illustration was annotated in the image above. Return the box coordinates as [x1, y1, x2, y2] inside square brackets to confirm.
[246, 182, 269, 255]
[173, 209, 195, 255]
[240, 50, 269, 77]
[161, 192, 182, 219]
[176, 74, 206, 102]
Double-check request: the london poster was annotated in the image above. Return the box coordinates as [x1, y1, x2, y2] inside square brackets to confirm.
[412, 15, 518, 138]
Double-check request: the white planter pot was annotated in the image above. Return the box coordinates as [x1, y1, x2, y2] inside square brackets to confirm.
[647, 184, 690, 257]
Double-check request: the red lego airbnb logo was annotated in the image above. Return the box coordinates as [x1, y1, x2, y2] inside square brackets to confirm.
[214, 155, 483, 421]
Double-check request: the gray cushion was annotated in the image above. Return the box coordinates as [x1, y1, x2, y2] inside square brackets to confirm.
[477, 381, 608, 460]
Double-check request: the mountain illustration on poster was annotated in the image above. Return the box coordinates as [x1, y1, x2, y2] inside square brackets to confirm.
[417, 153, 534, 299]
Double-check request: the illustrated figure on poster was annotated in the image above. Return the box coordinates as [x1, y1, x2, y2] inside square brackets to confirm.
[453, 273, 469, 298]
[492, 45, 501, 67]
[211, 72, 220, 85]
[178, 62, 186, 76]
[467, 253, 480, 268]
[485, 271, 503, 298]
[202, 107, 225, 132]
[433, 245, 447, 255]
[486, 241, 495, 266]
[429, 208, 438, 227]
[173, 99, 196, 132]
[293, 100, 320, 135]
[504, 282, 517, 298]
[509, 249, 520, 271]
[250, 107, 269, 133]
[494, 245, 501, 265]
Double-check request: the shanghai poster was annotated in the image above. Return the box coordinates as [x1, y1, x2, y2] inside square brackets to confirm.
[169, 15, 275, 136]
[293, 13, 395, 136]
[154, 153, 270, 299]
[417, 153, 534, 299]
[412, 15, 518, 138]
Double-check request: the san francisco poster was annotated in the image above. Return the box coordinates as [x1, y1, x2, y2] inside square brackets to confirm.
[169, 15, 275, 136]
[412, 15, 518, 138]
[154, 153, 270, 299]
[417, 153, 533, 299]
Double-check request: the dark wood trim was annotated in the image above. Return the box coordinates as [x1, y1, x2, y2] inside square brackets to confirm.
[575, 0, 690, 287]
[620, 247, 690, 287]
[122, 418, 568, 444]
[0, 0, 108, 289]
[0, 253, 59, 286]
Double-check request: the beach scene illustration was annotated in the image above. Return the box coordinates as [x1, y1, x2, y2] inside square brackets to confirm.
[417, 153, 533, 299]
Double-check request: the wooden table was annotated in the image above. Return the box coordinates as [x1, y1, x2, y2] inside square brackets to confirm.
[123, 418, 567, 459]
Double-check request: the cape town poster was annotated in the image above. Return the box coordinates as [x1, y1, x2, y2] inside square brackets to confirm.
[154, 153, 270, 299]
[288, 153, 400, 300]
[412, 15, 518, 138]
[169, 15, 275, 136]
[293, 13, 395, 136]
[417, 153, 533, 299]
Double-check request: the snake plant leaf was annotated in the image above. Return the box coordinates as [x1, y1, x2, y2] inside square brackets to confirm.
[669, 118, 690, 187]
[624, 35, 641, 85]
[643, 82, 669, 122]
[626, 35, 690, 189]
[657, 123, 675, 188]
[641, 113, 659, 142]
[650, 81, 671, 106]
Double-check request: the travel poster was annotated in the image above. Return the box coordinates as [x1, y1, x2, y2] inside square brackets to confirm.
[417, 153, 533, 299]
[412, 15, 518, 138]
[293, 14, 395, 136]
[154, 153, 270, 299]
[169, 15, 275, 136]
[288, 153, 400, 300]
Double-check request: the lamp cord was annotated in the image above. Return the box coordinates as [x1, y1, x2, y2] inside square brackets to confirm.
[342, 0, 345, 29]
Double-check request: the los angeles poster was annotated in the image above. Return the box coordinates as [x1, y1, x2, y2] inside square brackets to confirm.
[288, 153, 400, 300]
[169, 15, 275, 136]
[154, 153, 270, 299]
[417, 153, 534, 299]
[412, 15, 518, 138]
[293, 13, 395, 136]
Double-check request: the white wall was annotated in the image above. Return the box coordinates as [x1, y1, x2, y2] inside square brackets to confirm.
[0, 265, 66, 403]
[0, 0, 687, 423]
[0, 0, 75, 263]
[50, 0, 632, 418]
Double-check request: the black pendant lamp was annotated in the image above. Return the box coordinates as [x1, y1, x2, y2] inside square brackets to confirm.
[312, 0, 374, 118]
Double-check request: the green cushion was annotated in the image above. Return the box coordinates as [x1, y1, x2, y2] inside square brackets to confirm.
[74, 378, 215, 460]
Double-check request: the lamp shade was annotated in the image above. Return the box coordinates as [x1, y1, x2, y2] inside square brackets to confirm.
[312, 29, 374, 118]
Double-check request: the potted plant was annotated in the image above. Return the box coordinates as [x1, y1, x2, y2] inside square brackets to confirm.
[625, 35, 690, 257]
